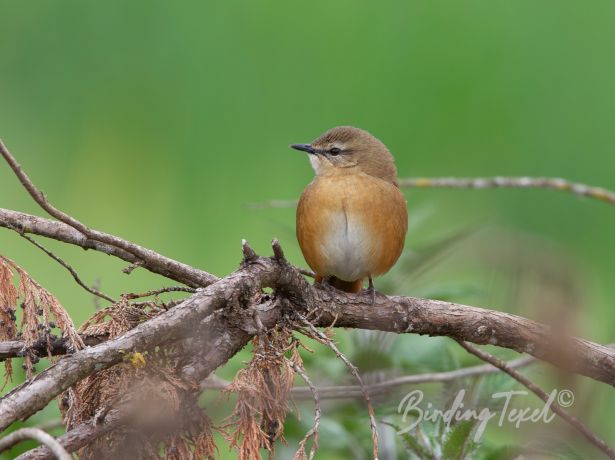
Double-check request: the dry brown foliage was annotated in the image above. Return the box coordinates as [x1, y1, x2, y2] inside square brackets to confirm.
[61, 297, 215, 460]
[0, 255, 82, 388]
[222, 326, 300, 460]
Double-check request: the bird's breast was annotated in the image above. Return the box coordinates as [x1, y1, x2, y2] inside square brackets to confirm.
[296, 173, 408, 282]
[318, 208, 376, 281]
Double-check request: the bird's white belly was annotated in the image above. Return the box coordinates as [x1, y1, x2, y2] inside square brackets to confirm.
[319, 211, 376, 281]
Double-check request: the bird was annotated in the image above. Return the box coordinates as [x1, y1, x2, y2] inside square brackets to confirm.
[291, 126, 408, 295]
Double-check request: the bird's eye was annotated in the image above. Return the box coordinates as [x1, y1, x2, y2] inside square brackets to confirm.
[329, 147, 341, 156]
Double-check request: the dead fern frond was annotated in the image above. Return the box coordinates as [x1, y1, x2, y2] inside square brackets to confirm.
[0, 255, 82, 386]
[222, 326, 298, 460]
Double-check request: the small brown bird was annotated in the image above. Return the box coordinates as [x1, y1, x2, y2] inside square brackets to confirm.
[291, 126, 408, 294]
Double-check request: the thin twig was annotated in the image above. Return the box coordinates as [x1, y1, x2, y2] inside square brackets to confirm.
[458, 341, 615, 460]
[203, 355, 536, 399]
[298, 268, 315, 279]
[122, 286, 196, 300]
[398, 176, 615, 206]
[0, 428, 71, 460]
[296, 313, 379, 460]
[286, 358, 320, 460]
[15, 230, 115, 303]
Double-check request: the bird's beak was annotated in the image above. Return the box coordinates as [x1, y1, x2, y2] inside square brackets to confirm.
[290, 144, 316, 154]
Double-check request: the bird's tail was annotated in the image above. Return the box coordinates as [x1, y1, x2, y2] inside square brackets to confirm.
[316, 275, 364, 293]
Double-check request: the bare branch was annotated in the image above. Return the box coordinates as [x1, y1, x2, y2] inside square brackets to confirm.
[271, 238, 285, 261]
[0, 208, 216, 287]
[4, 249, 615, 432]
[398, 176, 615, 205]
[122, 285, 196, 300]
[0, 428, 71, 460]
[458, 341, 615, 459]
[208, 355, 535, 399]
[0, 288, 223, 431]
[0, 334, 108, 361]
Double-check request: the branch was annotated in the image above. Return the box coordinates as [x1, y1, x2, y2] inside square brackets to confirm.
[4, 246, 615, 433]
[122, 285, 196, 299]
[0, 208, 216, 287]
[458, 341, 615, 459]
[0, 334, 109, 361]
[398, 176, 615, 205]
[204, 355, 536, 399]
[0, 428, 70, 460]
[16, 306, 258, 460]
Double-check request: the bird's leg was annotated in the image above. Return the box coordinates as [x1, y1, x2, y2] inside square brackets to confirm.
[318, 276, 336, 292]
[367, 276, 376, 306]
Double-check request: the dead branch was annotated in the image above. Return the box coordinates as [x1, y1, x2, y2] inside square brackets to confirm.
[398, 176, 615, 205]
[204, 355, 536, 399]
[0, 428, 71, 460]
[0, 334, 108, 361]
[0, 208, 216, 287]
[3, 244, 615, 433]
[123, 285, 196, 299]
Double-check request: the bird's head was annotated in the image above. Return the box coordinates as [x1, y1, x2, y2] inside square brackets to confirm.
[290, 126, 398, 184]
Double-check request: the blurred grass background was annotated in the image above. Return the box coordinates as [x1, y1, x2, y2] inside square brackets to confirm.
[1, 0, 615, 458]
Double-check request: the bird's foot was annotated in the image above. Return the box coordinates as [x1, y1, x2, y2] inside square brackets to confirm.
[365, 276, 376, 306]
[316, 277, 336, 292]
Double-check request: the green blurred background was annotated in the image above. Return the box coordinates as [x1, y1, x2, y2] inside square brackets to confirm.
[2, 1, 615, 458]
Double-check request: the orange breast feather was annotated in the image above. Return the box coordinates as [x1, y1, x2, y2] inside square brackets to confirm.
[297, 173, 407, 282]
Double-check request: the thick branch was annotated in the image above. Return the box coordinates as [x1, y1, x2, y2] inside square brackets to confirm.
[0, 208, 217, 287]
[323, 294, 615, 386]
[3, 249, 615, 433]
